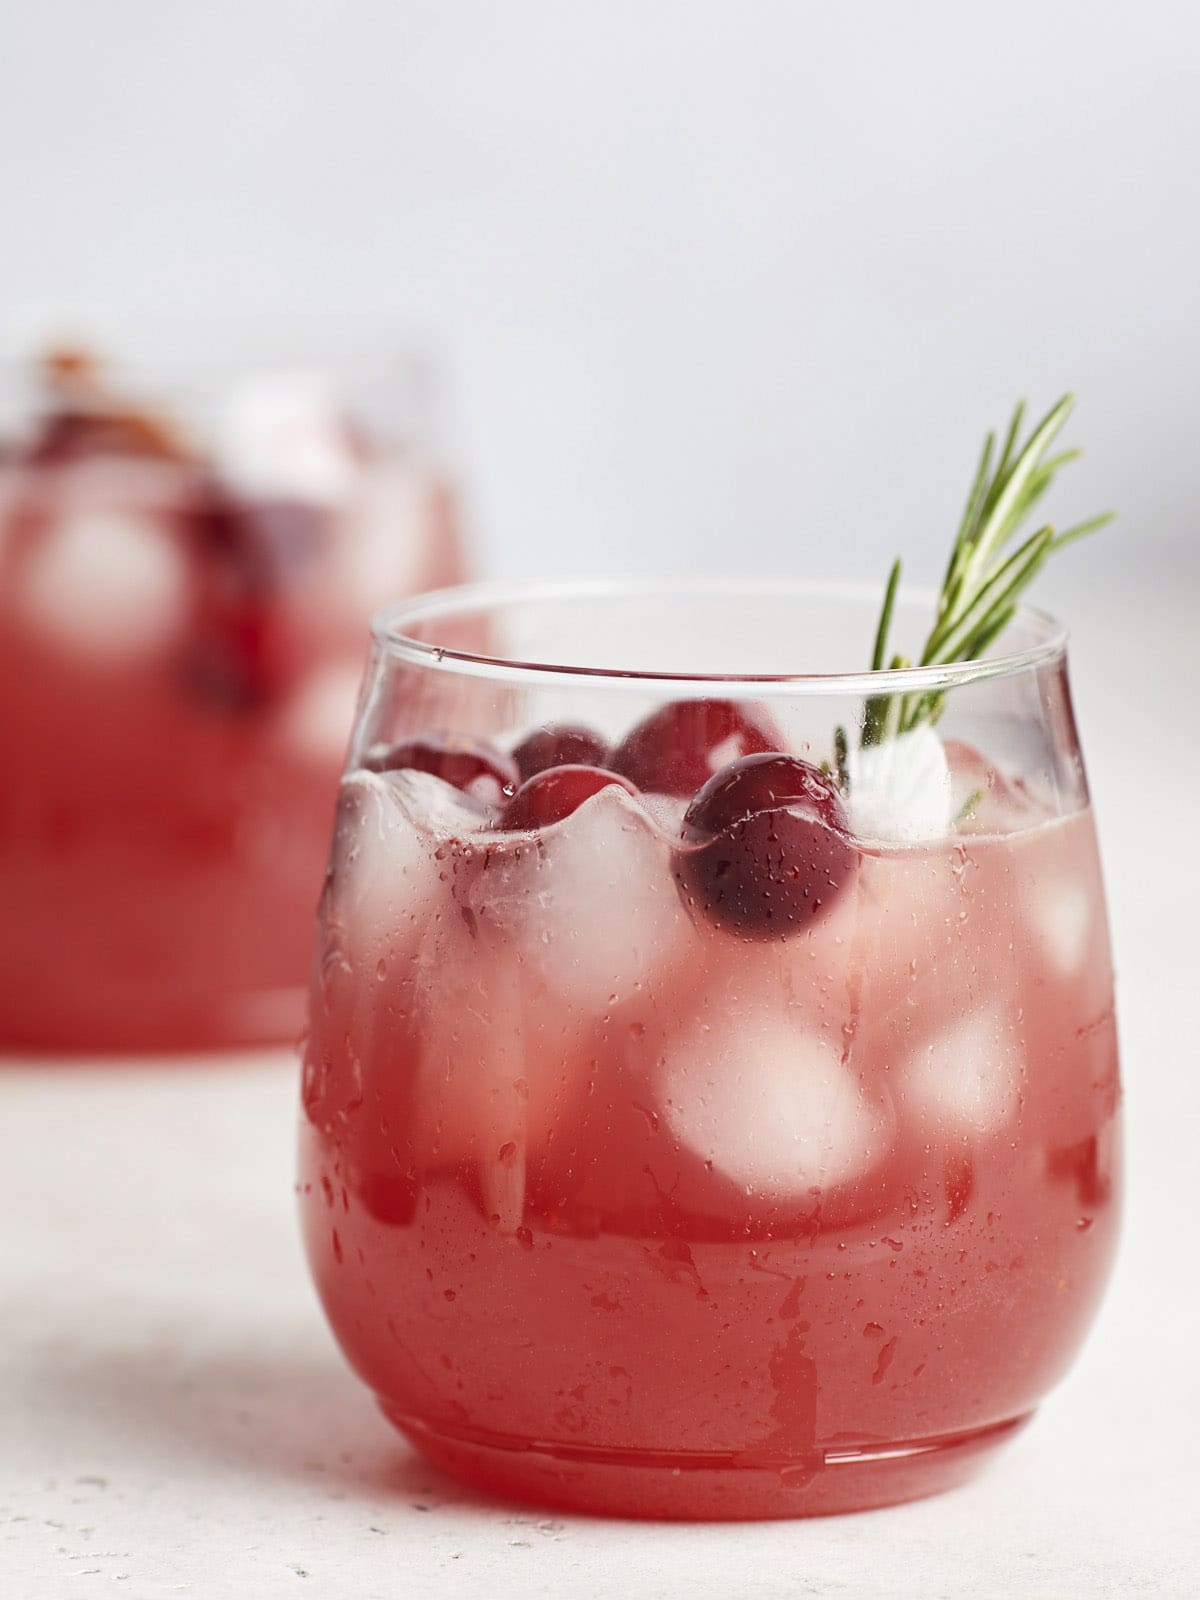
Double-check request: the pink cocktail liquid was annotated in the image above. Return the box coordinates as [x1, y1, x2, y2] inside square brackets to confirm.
[299, 736, 1120, 1518]
[0, 360, 465, 1049]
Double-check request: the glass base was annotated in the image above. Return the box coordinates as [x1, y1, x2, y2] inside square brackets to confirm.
[383, 1406, 1033, 1521]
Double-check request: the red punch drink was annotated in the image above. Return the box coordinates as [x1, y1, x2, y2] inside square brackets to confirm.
[0, 351, 466, 1050]
[299, 576, 1121, 1518]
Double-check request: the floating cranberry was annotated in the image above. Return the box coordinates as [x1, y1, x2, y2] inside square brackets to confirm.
[365, 733, 519, 805]
[675, 753, 859, 938]
[503, 764, 637, 830]
[183, 490, 320, 710]
[185, 598, 302, 711]
[610, 698, 780, 797]
[511, 723, 609, 781]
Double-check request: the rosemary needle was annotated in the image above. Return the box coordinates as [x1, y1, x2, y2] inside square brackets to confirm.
[855, 394, 1113, 759]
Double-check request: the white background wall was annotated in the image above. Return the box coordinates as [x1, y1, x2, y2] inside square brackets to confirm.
[0, 1, 1196, 597]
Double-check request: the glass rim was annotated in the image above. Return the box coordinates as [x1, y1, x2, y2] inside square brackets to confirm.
[371, 576, 1069, 697]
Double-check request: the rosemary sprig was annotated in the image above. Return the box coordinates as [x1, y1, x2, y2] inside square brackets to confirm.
[858, 393, 1112, 750]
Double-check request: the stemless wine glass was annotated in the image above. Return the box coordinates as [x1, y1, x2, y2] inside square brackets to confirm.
[298, 578, 1121, 1519]
[0, 348, 466, 1051]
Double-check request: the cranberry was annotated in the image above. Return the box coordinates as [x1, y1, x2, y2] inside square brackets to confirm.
[675, 753, 859, 938]
[364, 733, 519, 805]
[503, 764, 638, 830]
[185, 599, 302, 710]
[183, 491, 321, 710]
[511, 723, 609, 781]
[610, 698, 780, 797]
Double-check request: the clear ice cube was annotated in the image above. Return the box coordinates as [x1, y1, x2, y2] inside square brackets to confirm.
[944, 739, 1045, 835]
[1028, 871, 1096, 980]
[902, 1005, 1022, 1136]
[21, 509, 188, 659]
[658, 1004, 892, 1196]
[469, 785, 694, 1014]
[340, 460, 431, 608]
[333, 769, 483, 966]
[845, 725, 952, 842]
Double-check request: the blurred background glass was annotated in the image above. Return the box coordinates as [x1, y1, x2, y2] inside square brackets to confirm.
[0, 348, 465, 1049]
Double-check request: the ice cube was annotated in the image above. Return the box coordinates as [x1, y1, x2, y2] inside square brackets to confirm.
[280, 661, 363, 763]
[216, 373, 360, 505]
[902, 1005, 1022, 1135]
[845, 725, 952, 842]
[384, 765, 497, 842]
[340, 459, 432, 609]
[21, 509, 188, 660]
[331, 769, 483, 965]
[658, 1009, 892, 1196]
[469, 785, 694, 1013]
[413, 900, 594, 1195]
[639, 790, 689, 837]
[1028, 871, 1096, 979]
[944, 739, 1045, 835]
[416, 940, 528, 1141]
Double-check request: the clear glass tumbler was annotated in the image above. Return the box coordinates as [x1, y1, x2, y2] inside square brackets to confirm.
[0, 349, 466, 1050]
[298, 578, 1121, 1518]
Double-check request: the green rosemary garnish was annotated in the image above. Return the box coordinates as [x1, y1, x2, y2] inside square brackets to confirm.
[858, 393, 1113, 749]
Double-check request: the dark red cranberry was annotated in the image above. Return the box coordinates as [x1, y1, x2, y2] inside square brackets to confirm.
[675, 753, 858, 938]
[185, 598, 302, 710]
[684, 752, 847, 837]
[183, 489, 326, 711]
[511, 723, 609, 781]
[364, 733, 519, 805]
[358, 1171, 418, 1227]
[610, 698, 780, 797]
[503, 764, 637, 830]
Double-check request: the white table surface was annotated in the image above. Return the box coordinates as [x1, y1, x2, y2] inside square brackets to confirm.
[3, 583, 1199, 1600]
